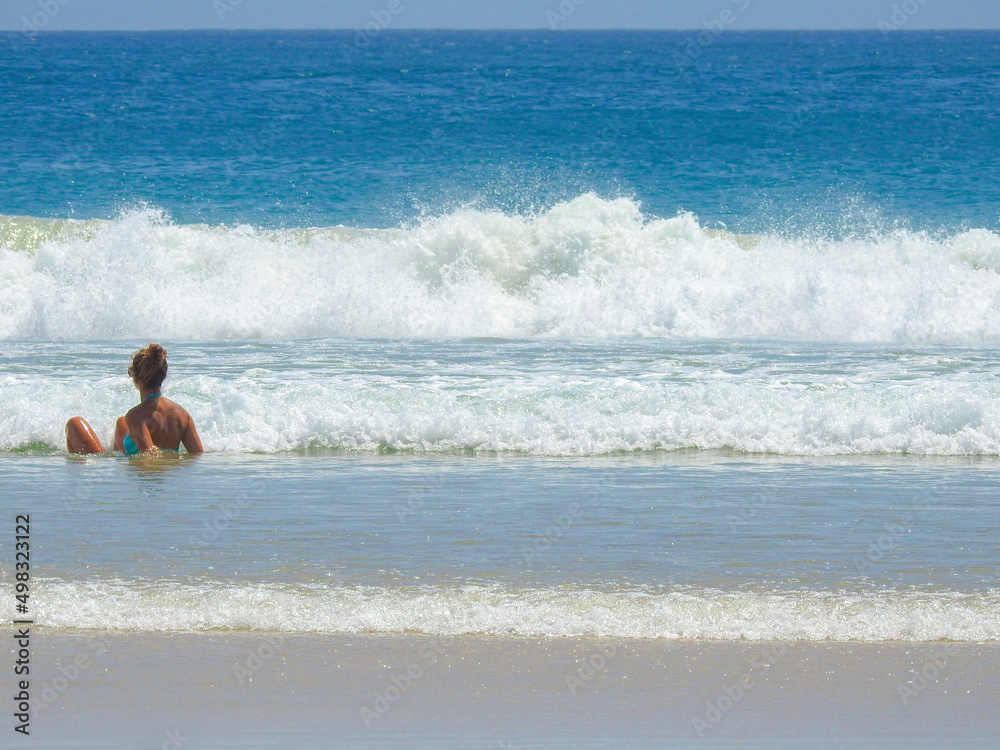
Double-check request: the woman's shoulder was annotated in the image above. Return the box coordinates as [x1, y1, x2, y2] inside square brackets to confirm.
[159, 398, 195, 426]
[126, 396, 184, 420]
[162, 397, 190, 415]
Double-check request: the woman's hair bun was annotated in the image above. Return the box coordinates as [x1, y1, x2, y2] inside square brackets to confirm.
[147, 343, 166, 363]
[132, 343, 168, 389]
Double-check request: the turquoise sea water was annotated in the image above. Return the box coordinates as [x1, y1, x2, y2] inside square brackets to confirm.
[1, 29, 1000, 747]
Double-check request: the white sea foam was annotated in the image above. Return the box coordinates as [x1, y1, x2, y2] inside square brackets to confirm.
[3, 195, 1000, 342]
[4, 355, 1000, 455]
[6, 196, 1000, 456]
[21, 579, 1000, 641]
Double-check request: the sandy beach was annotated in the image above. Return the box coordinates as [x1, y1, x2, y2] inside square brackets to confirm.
[23, 631, 1000, 749]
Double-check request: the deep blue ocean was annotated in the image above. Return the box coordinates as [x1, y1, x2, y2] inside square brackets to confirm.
[3, 30, 999, 231]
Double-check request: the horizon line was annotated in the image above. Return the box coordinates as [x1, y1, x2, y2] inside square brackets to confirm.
[5, 27, 999, 33]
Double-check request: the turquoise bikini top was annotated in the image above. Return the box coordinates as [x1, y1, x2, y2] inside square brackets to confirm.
[123, 394, 180, 455]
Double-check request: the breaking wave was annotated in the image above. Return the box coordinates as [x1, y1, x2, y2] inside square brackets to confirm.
[3, 194, 1000, 342]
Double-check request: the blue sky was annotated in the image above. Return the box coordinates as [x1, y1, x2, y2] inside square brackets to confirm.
[5, 0, 999, 31]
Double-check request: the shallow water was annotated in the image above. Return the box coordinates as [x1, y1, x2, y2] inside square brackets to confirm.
[2, 450, 998, 642]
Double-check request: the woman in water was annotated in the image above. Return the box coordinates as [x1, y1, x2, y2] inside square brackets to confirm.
[66, 343, 204, 455]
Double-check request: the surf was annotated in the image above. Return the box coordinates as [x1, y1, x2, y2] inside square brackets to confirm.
[2, 194, 1000, 343]
[29, 579, 1000, 642]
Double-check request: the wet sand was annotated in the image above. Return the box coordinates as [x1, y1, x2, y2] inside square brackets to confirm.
[19, 631, 1000, 749]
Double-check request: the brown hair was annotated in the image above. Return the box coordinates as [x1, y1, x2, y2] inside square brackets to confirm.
[131, 343, 168, 390]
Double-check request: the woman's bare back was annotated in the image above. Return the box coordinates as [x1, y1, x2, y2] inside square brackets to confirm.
[115, 396, 203, 453]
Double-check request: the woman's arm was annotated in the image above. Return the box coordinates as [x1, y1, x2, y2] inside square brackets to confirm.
[125, 413, 159, 453]
[113, 416, 129, 452]
[181, 413, 204, 454]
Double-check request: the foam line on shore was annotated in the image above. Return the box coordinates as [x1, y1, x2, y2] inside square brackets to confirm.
[22, 580, 1000, 642]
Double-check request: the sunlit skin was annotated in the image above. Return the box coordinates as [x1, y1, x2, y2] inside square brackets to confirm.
[64, 416, 104, 454]
[65, 348, 203, 455]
